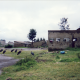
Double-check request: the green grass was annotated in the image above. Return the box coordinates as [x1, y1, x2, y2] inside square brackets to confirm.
[0, 49, 80, 80]
[13, 47, 29, 48]
[66, 47, 80, 51]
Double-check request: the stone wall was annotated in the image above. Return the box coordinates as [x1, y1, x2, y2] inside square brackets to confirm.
[14, 41, 24, 47]
[33, 41, 48, 48]
[48, 30, 80, 51]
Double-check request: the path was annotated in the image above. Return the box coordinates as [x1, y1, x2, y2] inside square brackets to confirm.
[0, 54, 19, 75]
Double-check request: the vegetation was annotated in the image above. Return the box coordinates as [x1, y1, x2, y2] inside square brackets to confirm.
[40, 38, 42, 41]
[36, 38, 39, 42]
[27, 29, 37, 45]
[58, 17, 70, 30]
[43, 38, 45, 41]
[66, 47, 80, 51]
[36, 38, 45, 42]
[5, 44, 13, 48]
[0, 49, 80, 80]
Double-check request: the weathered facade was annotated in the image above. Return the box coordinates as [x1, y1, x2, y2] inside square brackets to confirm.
[33, 41, 48, 48]
[8, 41, 14, 46]
[14, 41, 31, 47]
[0, 39, 5, 47]
[48, 29, 80, 51]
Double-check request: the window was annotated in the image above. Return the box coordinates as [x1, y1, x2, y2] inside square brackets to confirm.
[73, 38, 77, 41]
[63, 38, 70, 42]
[56, 38, 60, 42]
[49, 38, 54, 43]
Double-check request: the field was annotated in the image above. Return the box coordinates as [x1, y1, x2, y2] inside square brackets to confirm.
[0, 48, 80, 80]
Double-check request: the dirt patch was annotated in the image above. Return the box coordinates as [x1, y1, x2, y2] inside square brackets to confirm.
[35, 56, 53, 62]
[35, 59, 53, 62]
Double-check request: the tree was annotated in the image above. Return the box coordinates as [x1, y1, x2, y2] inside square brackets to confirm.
[43, 38, 45, 41]
[40, 38, 42, 41]
[27, 29, 37, 45]
[58, 17, 70, 30]
[34, 39, 36, 42]
[36, 38, 39, 42]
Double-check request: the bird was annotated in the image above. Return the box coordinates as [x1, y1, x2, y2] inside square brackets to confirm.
[11, 49, 14, 52]
[15, 49, 17, 53]
[0, 49, 3, 52]
[17, 49, 22, 55]
[3, 49, 7, 54]
[31, 51, 34, 56]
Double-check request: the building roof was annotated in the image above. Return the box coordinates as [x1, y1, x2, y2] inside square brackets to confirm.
[14, 41, 25, 43]
[48, 30, 80, 33]
[14, 41, 31, 44]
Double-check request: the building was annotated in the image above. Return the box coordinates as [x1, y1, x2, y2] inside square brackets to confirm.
[48, 28, 80, 51]
[14, 41, 31, 47]
[33, 41, 47, 48]
[8, 41, 14, 46]
[0, 39, 6, 47]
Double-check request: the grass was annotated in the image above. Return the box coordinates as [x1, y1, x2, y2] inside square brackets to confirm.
[13, 47, 30, 48]
[0, 49, 80, 80]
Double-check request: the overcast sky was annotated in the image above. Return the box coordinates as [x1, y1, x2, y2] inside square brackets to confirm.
[0, 0, 80, 43]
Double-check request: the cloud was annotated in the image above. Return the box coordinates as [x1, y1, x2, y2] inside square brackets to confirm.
[0, 1, 80, 42]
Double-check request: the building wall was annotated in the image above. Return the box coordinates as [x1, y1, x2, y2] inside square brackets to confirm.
[14, 41, 31, 47]
[33, 41, 47, 48]
[8, 41, 14, 46]
[48, 30, 80, 51]
[0, 40, 5, 47]
[14, 41, 24, 47]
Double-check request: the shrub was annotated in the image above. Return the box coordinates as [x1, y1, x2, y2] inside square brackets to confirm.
[77, 53, 80, 59]
[15, 57, 36, 70]
[60, 58, 80, 62]
[5, 44, 13, 48]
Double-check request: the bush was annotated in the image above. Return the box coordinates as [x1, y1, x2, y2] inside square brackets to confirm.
[77, 53, 80, 59]
[60, 58, 80, 62]
[15, 57, 36, 70]
[5, 44, 13, 48]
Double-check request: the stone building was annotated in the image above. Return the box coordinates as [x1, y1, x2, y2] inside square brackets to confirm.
[0, 39, 5, 47]
[33, 41, 48, 48]
[8, 41, 14, 46]
[48, 28, 80, 51]
[14, 41, 31, 47]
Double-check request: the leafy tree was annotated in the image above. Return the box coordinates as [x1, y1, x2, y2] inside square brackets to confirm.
[58, 17, 70, 30]
[27, 29, 37, 45]
[34, 39, 36, 42]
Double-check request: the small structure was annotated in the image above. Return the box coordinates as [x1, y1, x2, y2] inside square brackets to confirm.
[0, 39, 6, 47]
[14, 41, 31, 47]
[48, 28, 80, 51]
[8, 41, 14, 46]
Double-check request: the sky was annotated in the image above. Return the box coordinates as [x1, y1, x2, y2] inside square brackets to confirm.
[0, 0, 80, 43]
